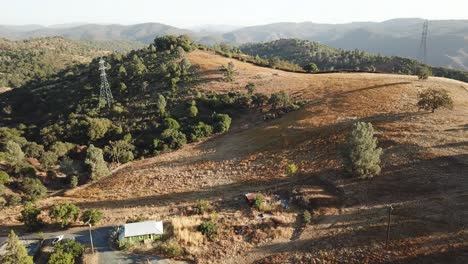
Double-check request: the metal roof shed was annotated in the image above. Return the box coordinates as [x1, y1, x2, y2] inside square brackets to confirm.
[118, 220, 164, 240]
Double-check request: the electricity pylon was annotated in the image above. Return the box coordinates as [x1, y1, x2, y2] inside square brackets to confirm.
[99, 58, 114, 108]
[418, 20, 429, 64]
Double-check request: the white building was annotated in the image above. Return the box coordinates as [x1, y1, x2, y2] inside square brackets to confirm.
[118, 220, 164, 240]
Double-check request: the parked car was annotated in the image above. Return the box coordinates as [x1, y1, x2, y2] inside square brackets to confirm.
[51, 235, 64, 245]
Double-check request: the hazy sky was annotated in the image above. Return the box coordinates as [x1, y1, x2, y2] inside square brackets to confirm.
[1, 0, 467, 27]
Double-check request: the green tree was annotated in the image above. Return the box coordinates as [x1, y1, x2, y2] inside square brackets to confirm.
[343, 122, 383, 179]
[118, 82, 128, 94]
[303, 63, 320, 73]
[117, 65, 127, 78]
[161, 129, 187, 149]
[48, 251, 74, 264]
[3, 140, 25, 169]
[50, 203, 80, 228]
[104, 140, 135, 164]
[84, 145, 110, 181]
[417, 88, 454, 113]
[86, 118, 112, 141]
[163, 118, 181, 130]
[212, 113, 232, 133]
[19, 202, 43, 232]
[2, 230, 33, 264]
[128, 54, 147, 77]
[188, 105, 198, 118]
[21, 177, 47, 202]
[155, 94, 167, 116]
[22, 142, 44, 159]
[40, 151, 58, 171]
[80, 209, 103, 225]
[54, 239, 84, 259]
[221, 62, 237, 82]
[50, 142, 74, 157]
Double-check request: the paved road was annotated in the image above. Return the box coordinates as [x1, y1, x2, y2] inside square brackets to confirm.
[2, 226, 186, 264]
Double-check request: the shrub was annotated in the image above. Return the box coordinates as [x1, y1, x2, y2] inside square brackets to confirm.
[417, 88, 454, 113]
[19, 202, 43, 232]
[161, 129, 187, 149]
[198, 221, 217, 239]
[80, 209, 103, 225]
[343, 122, 383, 179]
[21, 177, 47, 202]
[188, 105, 198, 118]
[286, 163, 298, 175]
[245, 82, 256, 95]
[70, 176, 78, 188]
[212, 113, 232, 133]
[253, 194, 265, 210]
[269, 91, 291, 110]
[6, 194, 21, 206]
[160, 240, 184, 258]
[194, 199, 211, 214]
[189, 122, 213, 142]
[417, 66, 432, 80]
[303, 210, 312, 225]
[22, 142, 44, 159]
[50, 203, 80, 228]
[0, 170, 11, 185]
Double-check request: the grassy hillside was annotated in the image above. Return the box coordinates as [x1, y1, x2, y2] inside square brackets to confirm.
[1, 45, 466, 263]
[240, 39, 468, 82]
[0, 37, 143, 89]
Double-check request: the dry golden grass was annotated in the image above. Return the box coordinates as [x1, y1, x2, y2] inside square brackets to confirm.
[171, 216, 204, 246]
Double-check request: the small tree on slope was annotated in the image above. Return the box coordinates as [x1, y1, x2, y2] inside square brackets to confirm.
[2, 230, 33, 264]
[343, 122, 383, 179]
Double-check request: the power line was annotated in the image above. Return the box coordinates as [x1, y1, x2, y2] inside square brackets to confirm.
[418, 20, 429, 64]
[99, 58, 114, 108]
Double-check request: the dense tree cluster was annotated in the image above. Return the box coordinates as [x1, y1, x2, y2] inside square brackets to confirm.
[240, 39, 468, 82]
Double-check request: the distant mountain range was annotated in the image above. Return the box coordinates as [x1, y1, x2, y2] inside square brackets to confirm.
[1, 19, 467, 70]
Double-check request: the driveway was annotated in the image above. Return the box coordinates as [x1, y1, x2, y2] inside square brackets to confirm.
[2, 226, 187, 264]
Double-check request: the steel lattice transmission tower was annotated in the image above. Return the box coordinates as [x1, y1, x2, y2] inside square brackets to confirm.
[418, 20, 429, 64]
[98, 58, 114, 108]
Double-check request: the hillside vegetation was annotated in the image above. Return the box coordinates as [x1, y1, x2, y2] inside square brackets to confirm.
[240, 39, 468, 82]
[0, 37, 467, 263]
[0, 37, 143, 89]
[2, 19, 468, 69]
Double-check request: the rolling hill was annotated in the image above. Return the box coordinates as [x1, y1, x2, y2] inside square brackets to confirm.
[1, 19, 468, 70]
[221, 19, 468, 70]
[0, 44, 466, 263]
[0, 37, 143, 89]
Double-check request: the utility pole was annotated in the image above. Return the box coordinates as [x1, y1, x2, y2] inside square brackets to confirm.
[385, 205, 394, 248]
[87, 222, 95, 254]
